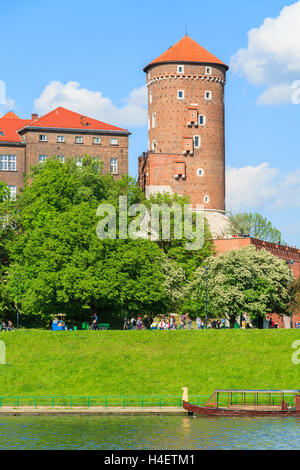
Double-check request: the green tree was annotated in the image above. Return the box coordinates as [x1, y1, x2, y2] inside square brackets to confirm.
[228, 212, 282, 243]
[145, 192, 214, 277]
[187, 246, 290, 327]
[7, 158, 170, 324]
[161, 256, 187, 313]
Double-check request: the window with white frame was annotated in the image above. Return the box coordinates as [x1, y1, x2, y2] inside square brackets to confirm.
[76, 156, 83, 167]
[57, 135, 65, 143]
[75, 136, 83, 144]
[149, 92, 152, 104]
[152, 112, 156, 128]
[93, 137, 101, 145]
[193, 136, 201, 148]
[39, 134, 47, 142]
[39, 155, 47, 163]
[177, 90, 184, 99]
[199, 115, 206, 126]
[204, 195, 210, 204]
[110, 158, 118, 175]
[0, 155, 16, 171]
[177, 64, 184, 74]
[205, 66, 212, 75]
[205, 91, 212, 101]
[197, 168, 204, 177]
[110, 138, 118, 146]
[8, 185, 16, 200]
[57, 155, 65, 163]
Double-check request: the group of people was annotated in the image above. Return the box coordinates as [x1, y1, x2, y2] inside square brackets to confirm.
[123, 316, 150, 330]
[268, 317, 279, 329]
[1, 320, 14, 332]
[207, 319, 226, 329]
[124, 314, 202, 330]
[122, 312, 257, 331]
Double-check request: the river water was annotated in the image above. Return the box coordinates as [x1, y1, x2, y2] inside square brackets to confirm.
[0, 415, 299, 450]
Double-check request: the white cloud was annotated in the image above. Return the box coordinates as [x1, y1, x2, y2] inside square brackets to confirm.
[226, 163, 300, 211]
[33, 81, 147, 128]
[230, 1, 300, 104]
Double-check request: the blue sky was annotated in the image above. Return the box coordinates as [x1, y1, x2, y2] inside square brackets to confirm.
[1, 0, 300, 246]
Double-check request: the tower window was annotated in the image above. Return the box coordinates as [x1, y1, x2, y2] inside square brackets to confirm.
[151, 139, 157, 152]
[177, 90, 184, 99]
[199, 115, 206, 126]
[194, 136, 201, 148]
[205, 67, 212, 75]
[152, 112, 156, 128]
[205, 91, 212, 101]
[149, 92, 152, 104]
[197, 168, 204, 177]
[204, 195, 210, 204]
[177, 65, 184, 74]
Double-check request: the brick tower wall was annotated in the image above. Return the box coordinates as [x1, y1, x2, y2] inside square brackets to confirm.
[140, 62, 227, 210]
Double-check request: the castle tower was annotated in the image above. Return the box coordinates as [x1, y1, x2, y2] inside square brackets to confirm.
[138, 35, 229, 229]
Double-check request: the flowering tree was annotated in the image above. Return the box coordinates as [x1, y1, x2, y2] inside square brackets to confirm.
[188, 246, 290, 327]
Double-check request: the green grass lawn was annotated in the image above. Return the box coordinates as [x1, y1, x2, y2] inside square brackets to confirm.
[0, 329, 299, 398]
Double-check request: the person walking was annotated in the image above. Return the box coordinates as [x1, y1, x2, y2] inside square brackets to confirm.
[92, 313, 99, 330]
[1, 321, 6, 332]
[196, 317, 201, 330]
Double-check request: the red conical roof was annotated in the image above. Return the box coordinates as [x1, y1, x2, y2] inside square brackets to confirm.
[144, 35, 228, 72]
[1, 111, 21, 119]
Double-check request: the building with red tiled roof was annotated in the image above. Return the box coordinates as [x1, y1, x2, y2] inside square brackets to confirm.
[139, 34, 228, 234]
[0, 107, 130, 196]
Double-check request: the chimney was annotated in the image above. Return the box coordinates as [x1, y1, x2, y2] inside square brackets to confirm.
[31, 113, 38, 120]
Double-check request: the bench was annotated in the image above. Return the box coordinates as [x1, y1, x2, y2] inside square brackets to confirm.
[99, 323, 110, 330]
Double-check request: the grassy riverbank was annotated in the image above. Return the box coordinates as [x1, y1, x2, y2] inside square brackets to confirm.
[0, 329, 299, 397]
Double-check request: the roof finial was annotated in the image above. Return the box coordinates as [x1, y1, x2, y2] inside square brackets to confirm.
[185, 20, 188, 36]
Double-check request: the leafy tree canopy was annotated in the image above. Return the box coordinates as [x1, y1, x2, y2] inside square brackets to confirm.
[187, 246, 290, 325]
[228, 212, 283, 243]
[5, 156, 212, 324]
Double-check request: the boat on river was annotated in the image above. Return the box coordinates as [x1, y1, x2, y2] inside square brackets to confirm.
[182, 388, 300, 417]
